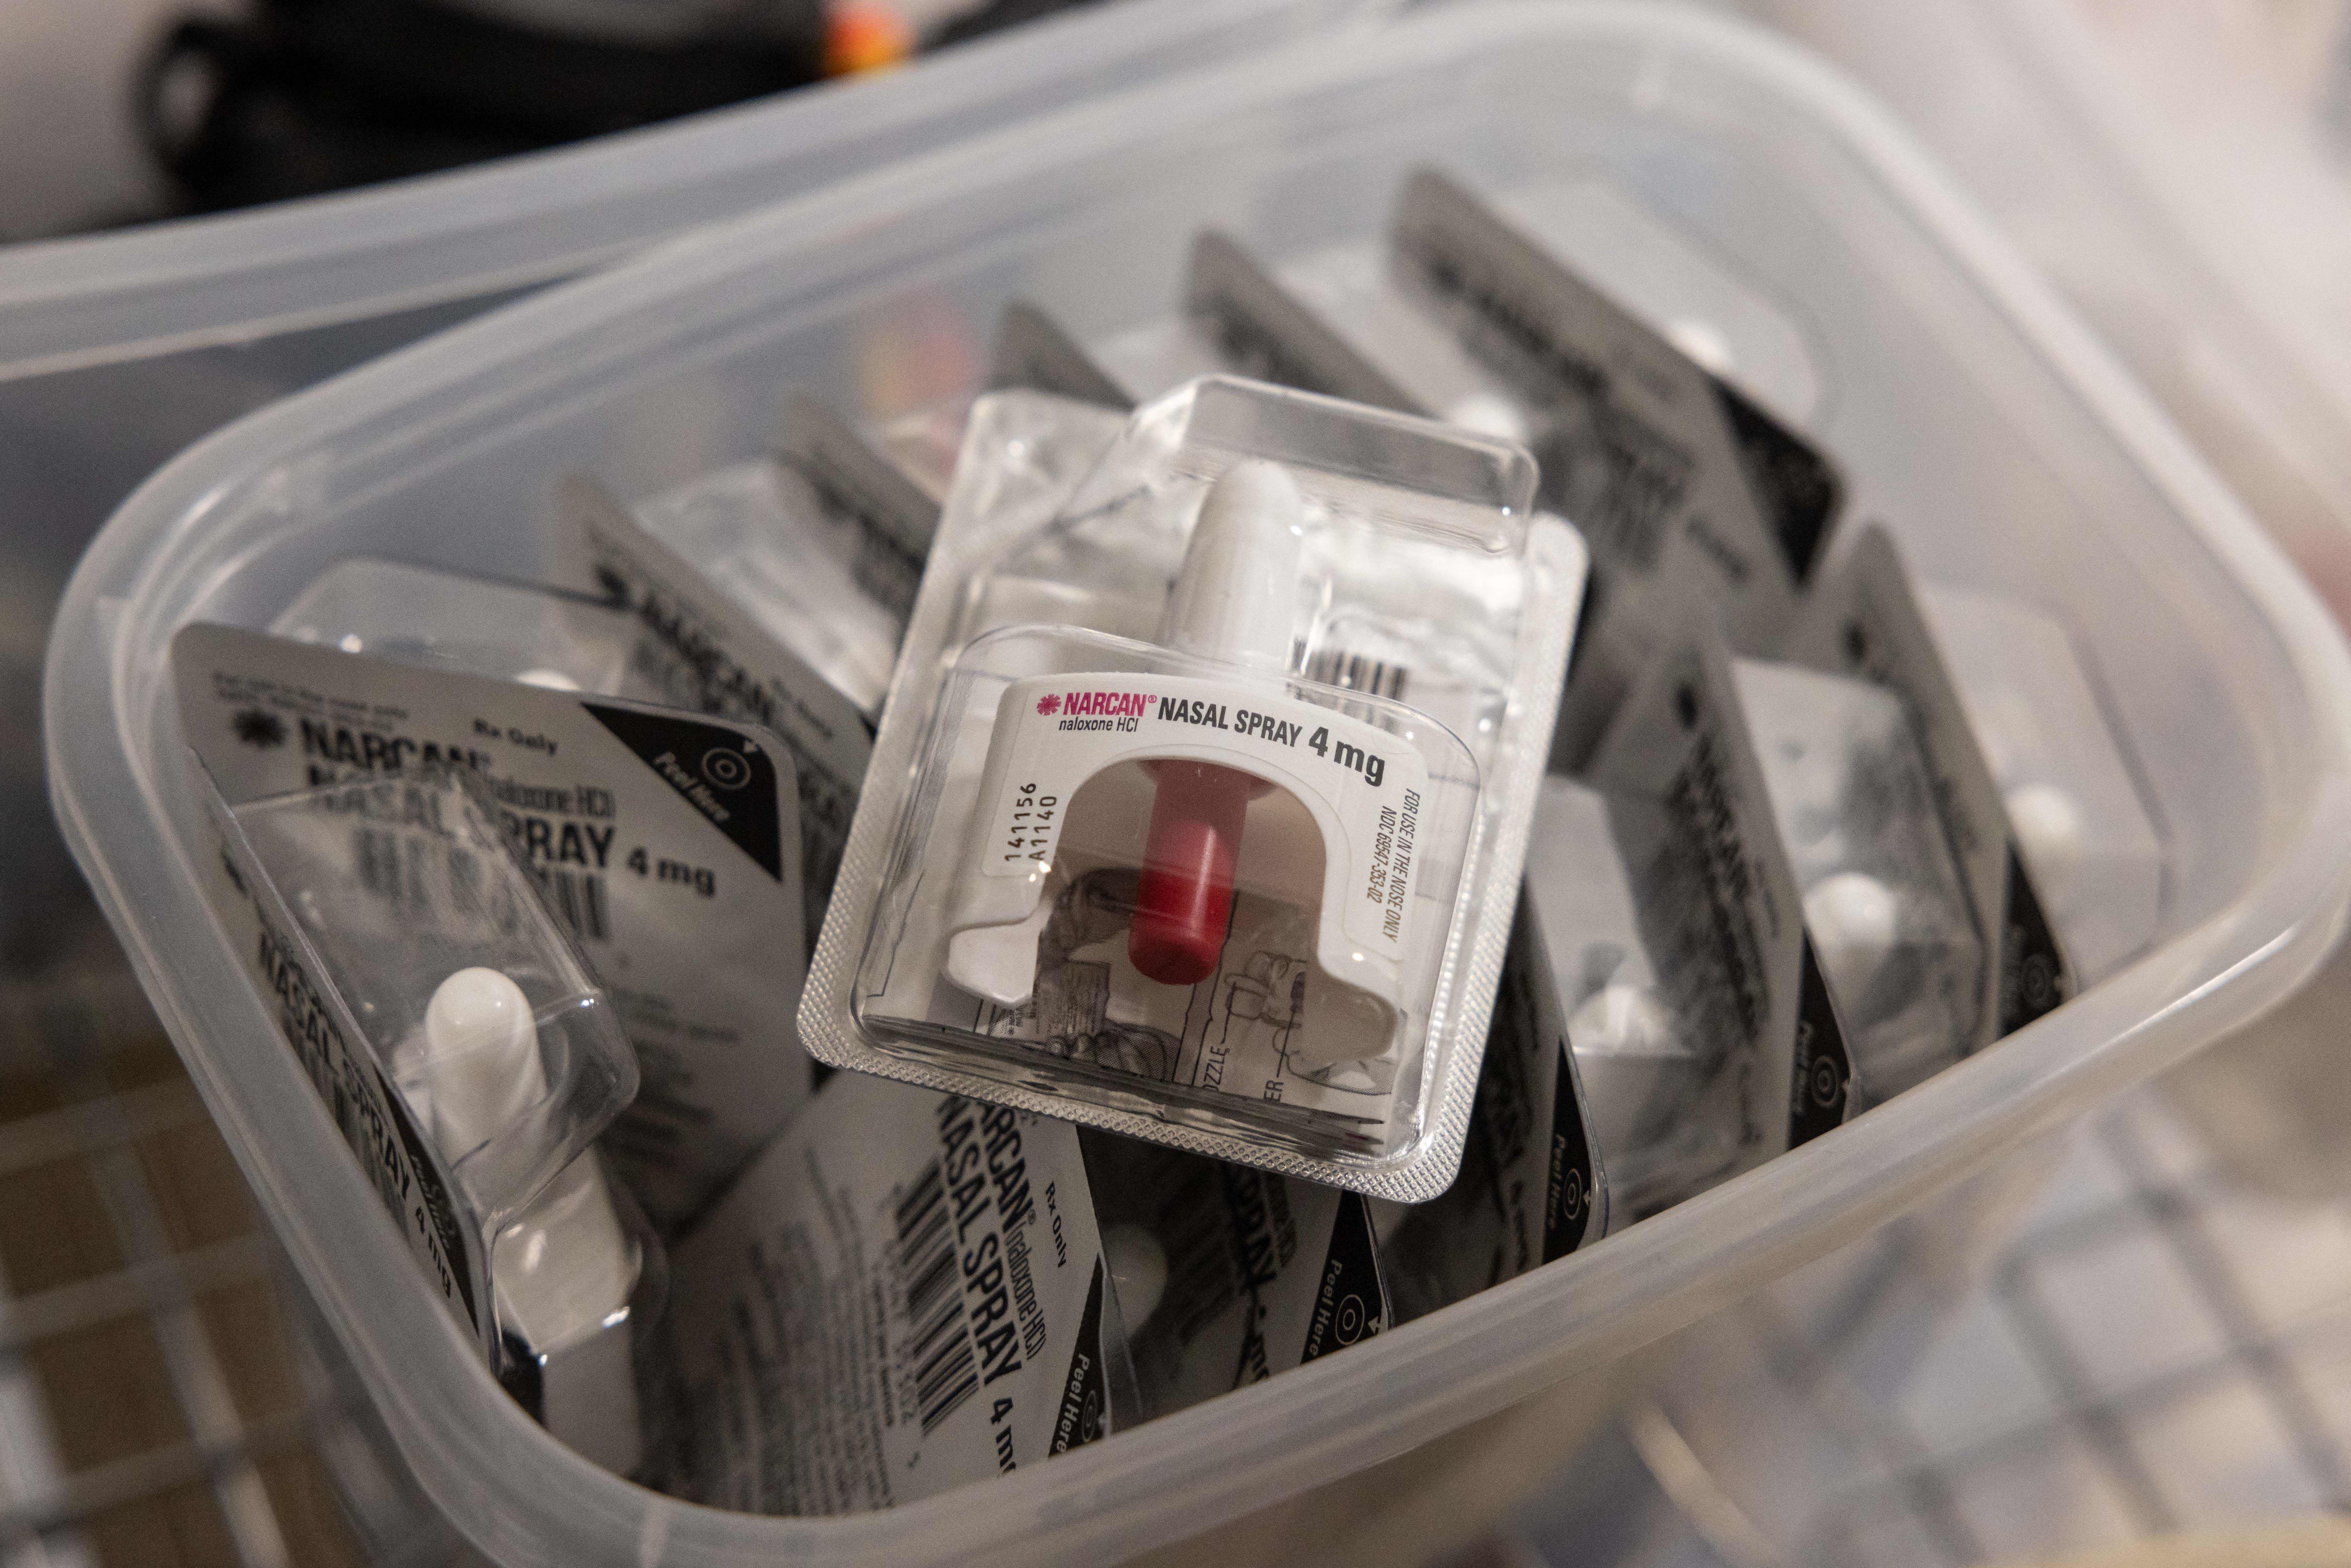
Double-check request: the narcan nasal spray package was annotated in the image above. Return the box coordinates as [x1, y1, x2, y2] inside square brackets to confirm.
[1584, 632, 1856, 1192]
[198, 762, 654, 1471]
[653, 1072, 1133, 1513]
[1785, 527, 2073, 1057]
[1078, 1131, 1392, 1412]
[1087, 235, 1420, 412]
[552, 473, 876, 949]
[274, 558, 663, 703]
[1919, 581, 2163, 985]
[1375, 888, 1607, 1320]
[990, 301, 1136, 411]
[1528, 772, 1764, 1220]
[1387, 168, 1843, 767]
[801, 375, 1584, 1199]
[1732, 657, 1985, 1107]
[175, 624, 809, 1226]
[574, 395, 940, 720]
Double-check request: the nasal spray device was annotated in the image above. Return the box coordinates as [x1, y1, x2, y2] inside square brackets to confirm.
[936, 461, 1405, 1070]
[413, 970, 635, 1348]
[799, 376, 1585, 1200]
[1130, 462, 1299, 986]
[403, 968, 646, 1475]
[189, 761, 647, 1472]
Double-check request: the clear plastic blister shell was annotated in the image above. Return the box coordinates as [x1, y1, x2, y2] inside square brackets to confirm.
[1919, 582, 2166, 984]
[1089, 231, 1421, 416]
[627, 391, 942, 721]
[804, 375, 1584, 1199]
[273, 557, 653, 700]
[1734, 659, 1985, 1104]
[632, 461, 905, 715]
[219, 764, 636, 1228]
[1531, 777, 1739, 1219]
[868, 304, 1144, 500]
[207, 762, 653, 1464]
[500, 1152, 664, 1478]
[1077, 1129, 1385, 1418]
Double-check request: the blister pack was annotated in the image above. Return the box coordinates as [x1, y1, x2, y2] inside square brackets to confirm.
[1086, 234, 1420, 413]
[1373, 888, 1607, 1320]
[197, 761, 655, 1473]
[1785, 527, 2073, 1053]
[1732, 658, 1984, 1106]
[1919, 582, 2164, 985]
[989, 301, 1136, 411]
[175, 623, 809, 1227]
[1140, 172, 1846, 768]
[591, 395, 940, 719]
[551, 475, 878, 947]
[1583, 633, 1855, 1194]
[1078, 1131, 1391, 1413]
[1384, 168, 1843, 767]
[1529, 780, 1676, 1187]
[801, 375, 1583, 1199]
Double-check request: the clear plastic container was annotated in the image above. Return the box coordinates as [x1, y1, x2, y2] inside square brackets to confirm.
[43, 5, 2351, 1563]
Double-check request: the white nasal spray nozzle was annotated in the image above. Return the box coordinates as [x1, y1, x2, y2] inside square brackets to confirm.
[1126, 461, 1306, 989]
[942, 460, 1308, 1003]
[416, 968, 633, 1358]
[1162, 460, 1304, 669]
[421, 966, 544, 1159]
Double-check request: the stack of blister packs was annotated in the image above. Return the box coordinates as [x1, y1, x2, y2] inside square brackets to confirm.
[166, 162, 2164, 1512]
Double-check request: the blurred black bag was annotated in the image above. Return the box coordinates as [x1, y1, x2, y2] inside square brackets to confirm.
[140, 0, 827, 211]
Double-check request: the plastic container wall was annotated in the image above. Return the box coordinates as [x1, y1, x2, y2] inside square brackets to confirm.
[0, 0, 1385, 588]
[1721, 0, 2351, 1214]
[1721, 0, 2351, 643]
[0, 0, 1387, 382]
[0, 0, 1387, 607]
[44, 6, 2351, 1564]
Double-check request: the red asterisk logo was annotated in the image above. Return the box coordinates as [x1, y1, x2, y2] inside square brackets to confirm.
[1036, 694, 1061, 715]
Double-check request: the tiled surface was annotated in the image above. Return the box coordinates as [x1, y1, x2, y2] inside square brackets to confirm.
[0, 969, 442, 1567]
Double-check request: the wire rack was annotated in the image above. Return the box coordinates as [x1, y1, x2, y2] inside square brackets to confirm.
[1489, 1083, 2351, 1568]
[0, 960, 460, 1568]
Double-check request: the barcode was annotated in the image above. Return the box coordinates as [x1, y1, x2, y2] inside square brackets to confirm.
[893, 1159, 978, 1436]
[536, 867, 610, 944]
[354, 826, 416, 906]
[353, 828, 521, 934]
[1305, 647, 1410, 702]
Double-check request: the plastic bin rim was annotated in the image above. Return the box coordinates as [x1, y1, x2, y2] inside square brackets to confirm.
[0, 0, 1393, 381]
[44, 3, 2351, 1561]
